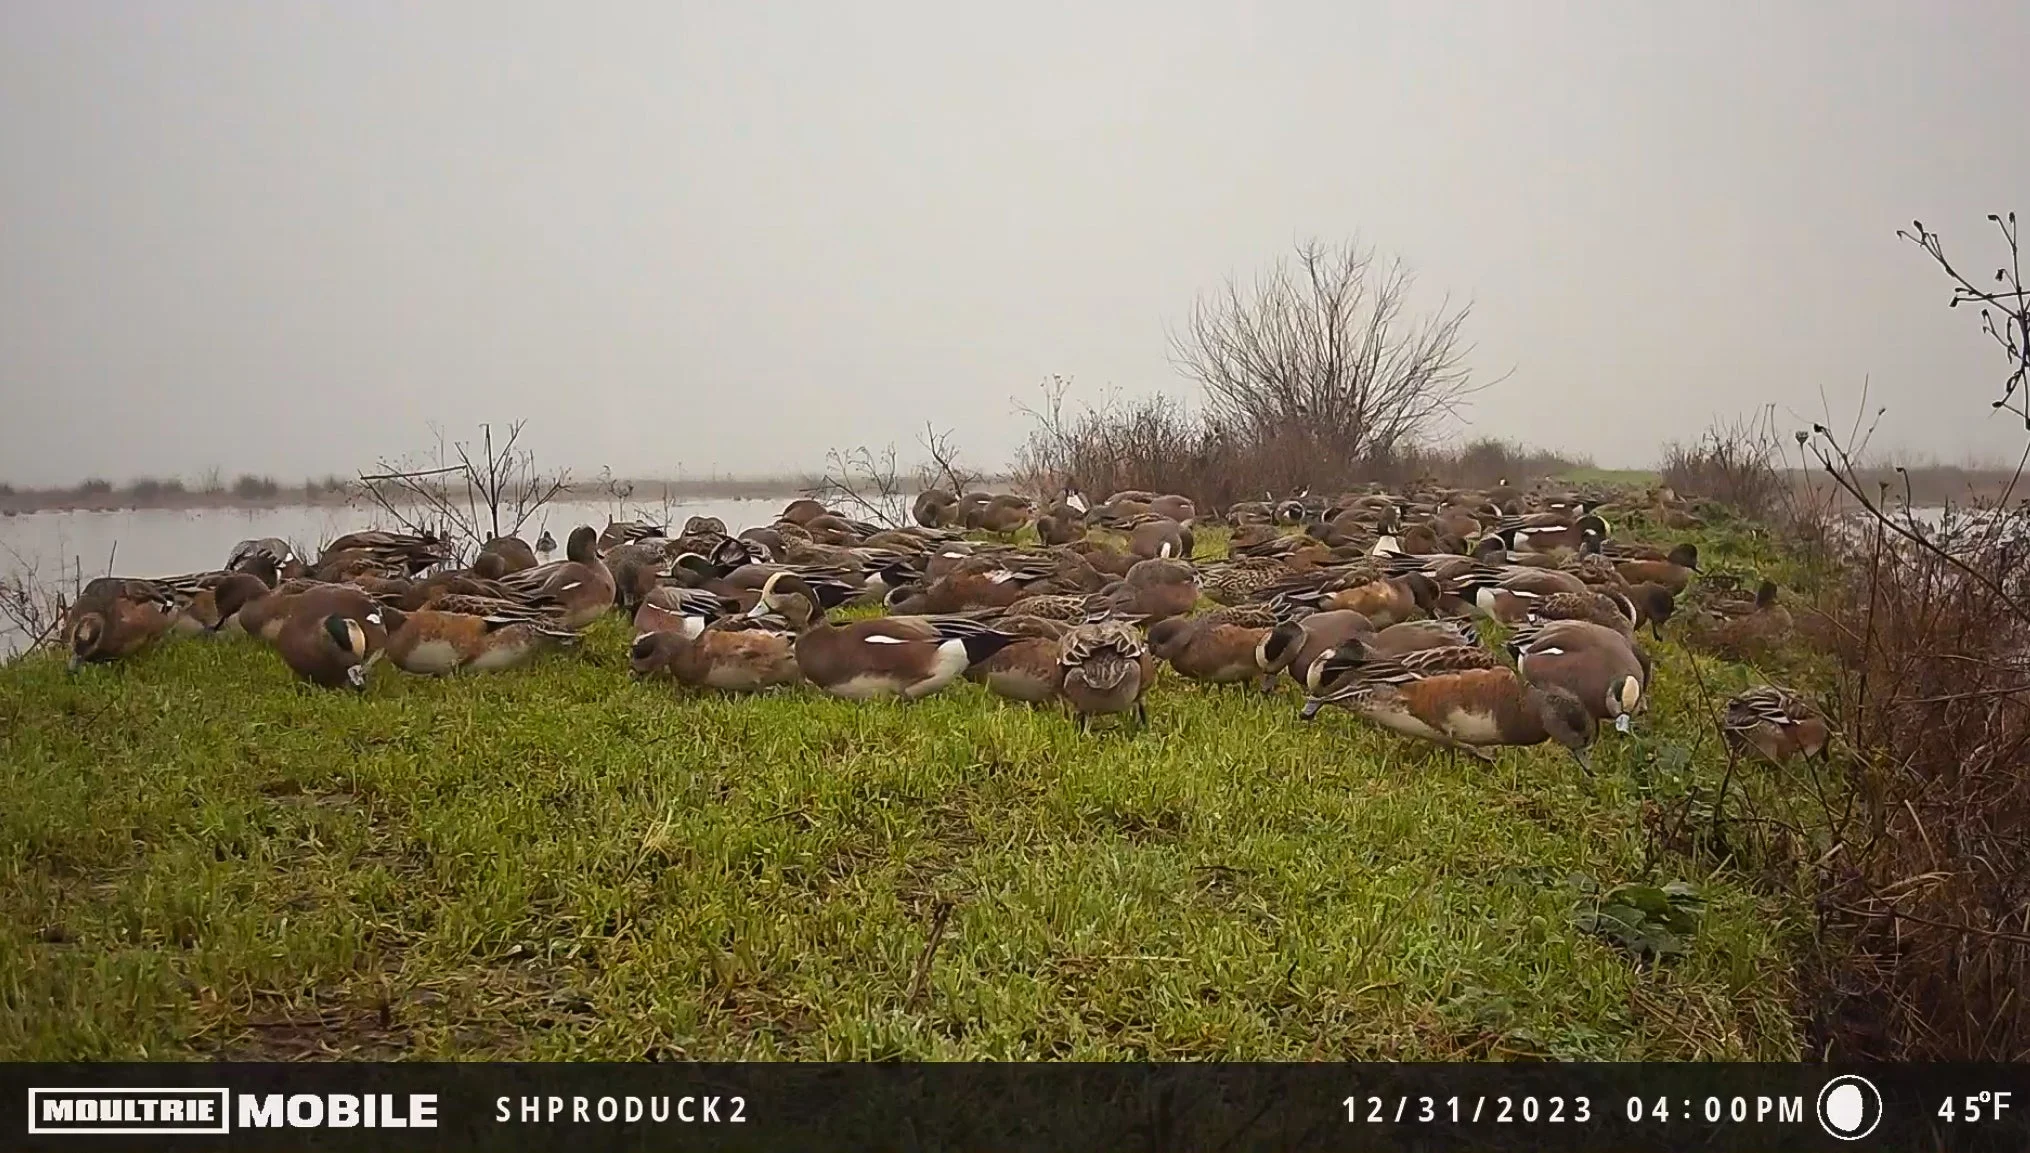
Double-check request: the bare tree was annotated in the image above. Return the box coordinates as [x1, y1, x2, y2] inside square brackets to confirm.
[357, 421, 570, 557]
[1169, 238, 1483, 463]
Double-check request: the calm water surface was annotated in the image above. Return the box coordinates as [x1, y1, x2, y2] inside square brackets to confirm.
[0, 497, 799, 655]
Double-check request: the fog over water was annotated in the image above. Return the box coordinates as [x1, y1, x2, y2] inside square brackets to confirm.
[3, 2, 2028, 489]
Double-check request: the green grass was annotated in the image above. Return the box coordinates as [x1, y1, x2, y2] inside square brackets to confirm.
[0, 528, 1820, 1060]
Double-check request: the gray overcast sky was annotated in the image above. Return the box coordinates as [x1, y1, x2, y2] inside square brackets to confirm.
[2, 1, 2025, 486]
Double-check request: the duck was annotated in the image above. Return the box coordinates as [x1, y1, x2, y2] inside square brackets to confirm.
[237, 582, 387, 645]
[318, 530, 452, 577]
[1145, 615, 1272, 686]
[747, 571, 1018, 700]
[276, 609, 385, 690]
[535, 530, 557, 561]
[913, 489, 961, 529]
[1127, 516, 1192, 560]
[496, 526, 615, 629]
[1443, 565, 1591, 624]
[1252, 561, 1438, 627]
[1606, 542, 1700, 595]
[376, 604, 579, 676]
[596, 519, 667, 554]
[964, 614, 1073, 704]
[968, 494, 1036, 536]
[1286, 617, 1482, 693]
[1507, 619, 1648, 732]
[1202, 556, 1289, 605]
[1682, 579, 1791, 659]
[1056, 619, 1156, 727]
[477, 536, 539, 574]
[882, 561, 1059, 614]
[1301, 650, 1599, 770]
[633, 585, 741, 638]
[1723, 686, 1831, 764]
[64, 578, 181, 670]
[1491, 513, 1610, 556]
[1092, 557, 1201, 623]
[1255, 609, 1377, 692]
[629, 617, 802, 692]
[227, 537, 305, 582]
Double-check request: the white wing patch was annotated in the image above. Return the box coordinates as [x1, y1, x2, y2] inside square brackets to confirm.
[863, 634, 909, 645]
[561, 581, 582, 591]
[1534, 646, 1565, 656]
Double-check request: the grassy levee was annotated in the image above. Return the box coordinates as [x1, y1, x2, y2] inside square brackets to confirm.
[1, 521, 1822, 1059]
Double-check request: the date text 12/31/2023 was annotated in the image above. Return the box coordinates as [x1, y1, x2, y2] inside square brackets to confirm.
[1344, 1096, 1594, 1125]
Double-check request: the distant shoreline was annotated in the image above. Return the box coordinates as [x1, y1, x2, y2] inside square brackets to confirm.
[0, 477, 819, 516]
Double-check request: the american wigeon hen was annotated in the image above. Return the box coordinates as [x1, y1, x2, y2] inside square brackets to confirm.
[377, 604, 578, 676]
[1057, 619, 1156, 726]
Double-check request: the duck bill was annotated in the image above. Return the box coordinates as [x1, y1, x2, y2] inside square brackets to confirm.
[65, 652, 83, 674]
[1257, 672, 1280, 694]
[1613, 713, 1633, 735]
[1299, 698, 1324, 720]
[1567, 747, 1593, 773]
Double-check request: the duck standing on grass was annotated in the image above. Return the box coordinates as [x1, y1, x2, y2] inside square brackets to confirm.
[1723, 686, 1831, 764]
[1057, 619, 1156, 728]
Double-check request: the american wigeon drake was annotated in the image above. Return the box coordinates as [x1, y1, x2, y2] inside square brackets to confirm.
[238, 582, 387, 645]
[1288, 617, 1482, 693]
[1301, 650, 1599, 770]
[1253, 562, 1438, 627]
[186, 571, 275, 634]
[1092, 557, 1200, 623]
[883, 560, 1058, 614]
[633, 585, 740, 638]
[913, 489, 961, 528]
[497, 526, 615, 629]
[477, 536, 539, 574]
[1723, 685, 1831, 764]
[1607, 542, 1700, 595]
[1224, 500, 1277, 527]
[1444, 565, 1591, 624]
[1146, 494, 1196, 523]
[377, 605, 579, 676]
[747, 571, 1018, 700]
[1127, 516, 1192, 560]
[65, 578, 180, 670]
[227, 537, 305, 582]
[1035, 503, 1086, 546]
[630, 618, 802, 692]
[1508, 619, 1647, 732]
[1056, 619, 1156, 726]
[1256, 609, 1376, 692]
[276, 609, 385, 690]
[964, 615, 1073, 703]
[1146, 615, 1272, 686]
[1493, 513, 1610, 556]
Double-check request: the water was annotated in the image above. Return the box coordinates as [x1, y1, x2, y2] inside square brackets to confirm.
[0, 496, 803, 656]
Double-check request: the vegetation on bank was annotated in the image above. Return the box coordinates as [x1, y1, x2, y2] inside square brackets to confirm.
[1, 521, 1821, 1060]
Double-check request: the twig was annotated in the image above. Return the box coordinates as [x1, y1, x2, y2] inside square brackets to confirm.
[905, 900, 955, 1008]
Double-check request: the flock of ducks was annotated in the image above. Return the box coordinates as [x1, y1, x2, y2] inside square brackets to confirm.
[53, 481, 1832, 771]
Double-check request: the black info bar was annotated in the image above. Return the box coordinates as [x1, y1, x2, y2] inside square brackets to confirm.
[5, 1063, 2025, 1151]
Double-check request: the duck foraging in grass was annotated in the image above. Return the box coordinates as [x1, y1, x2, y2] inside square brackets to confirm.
[747, 571, 1019, 700]
[1301, 647, 1599, 771]
[1056, 619, 1156, 728]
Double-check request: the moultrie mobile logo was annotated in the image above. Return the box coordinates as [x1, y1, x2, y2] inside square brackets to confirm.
[28, 1087, 230, 1135]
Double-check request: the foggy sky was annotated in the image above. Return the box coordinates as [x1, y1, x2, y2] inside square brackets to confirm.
[3, 1, 2026, 487]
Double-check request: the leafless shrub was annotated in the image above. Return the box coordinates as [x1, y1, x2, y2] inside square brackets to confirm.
[231, 474, 280, 501]
[913, 424, 980, 499]
[0, 542, 70, 660]
[73, 478, 111, 497]
[1659, 407, 1786, 519]
[357, 421, 569, 558]
[1171, 237, 1484, 465]
[806, 444, 909, 528]
[1793, 211, 2030, 1061]
[1898, 212, 2028, 426]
